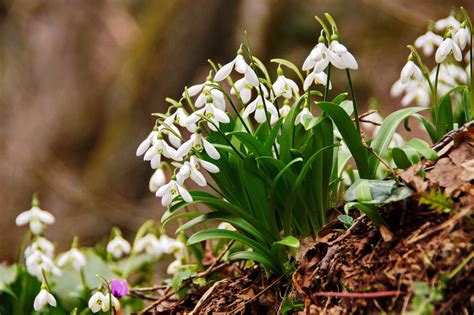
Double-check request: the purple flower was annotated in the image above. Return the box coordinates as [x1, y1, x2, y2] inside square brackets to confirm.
[110, 279, 128, 299]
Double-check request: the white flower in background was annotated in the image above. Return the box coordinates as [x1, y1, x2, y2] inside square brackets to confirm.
[303, 69, 330, 91]
[231, 77, 254, 103]
[273, 69, 299, 99]
[176, 131, 220, 160]
[159, 115, 183, 148]
[390, 79, 406, 98]
[295, 107, 314, 126]
[136, 128, 159, 157]
[218, 222, 236, 231]
[328, 39, 358, 70]
[360, 111, 383, 134]
[214, 52, 259, 87]
[187, 81, 226, 111]
[167, 259, 182, 275]
[176, 155, 219, 187]
[435, 36, 462, 63]
[401, 81, 430, 107]
[16, 205, 55, 235]
[25, 237, 55, 258]
[34, 285, 57, 311]
[160, 235, 186, 260]
[143, 136, 179, 169]
[279, 104, 291, 118]
[400, 59, 424, 84]
[106, 236, 131, 259]
[242, 95, 279, 123]
[149, 168, 167, 192]
[453, 25, 469, 50]
[89, 292, 119, 313]
[135, 234, 164, 258]
[414, 31, 443, 56]
[302, 41, 330, 72]
[186, 98, 230, 131]
[434, 15, 460, 32]
[155, 179, 192, 206]
[26, 250, 61, 279]
[57, 248, 86, 271]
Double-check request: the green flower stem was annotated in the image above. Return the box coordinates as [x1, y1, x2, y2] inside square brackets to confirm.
[16, 230, 31, 264]
[200, 115, 245, 160]
[345, 69, 361, 133]
[212, 83, 252, 134]
[433, 63, 441, 124]
[324, 64, 332, 102]
[447, 251, 474, 280]
[122, 220, 154, 279]
[80, 268, 89, 291]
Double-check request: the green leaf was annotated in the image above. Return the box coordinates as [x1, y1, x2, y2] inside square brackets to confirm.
[227, 131, 267, 156]
[405, 139, 438, 160]
[318, 101, 370, 178]
[345, 179, 412, 204]
[392, 146, 420, 169]
[228, 251, 280, 273]
[344, 202, 387, 227]
[0, 264, 17, 292]
[273, 236, 300, 248]
[270, 58, 305, 84]
[437, 92, 454, 135]
[338, 214, 354, 227]
[369, 107, 425, 177]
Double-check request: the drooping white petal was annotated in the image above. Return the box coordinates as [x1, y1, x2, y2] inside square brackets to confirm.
[214, 59, 235, 81]
[244, 65, 260, 87]
[176, 183, 193, 202]
[203, 139, 220, 159]
[187, 83, 205, 97]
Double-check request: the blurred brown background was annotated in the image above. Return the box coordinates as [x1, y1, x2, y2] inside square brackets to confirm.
[1, 0, 472, 260]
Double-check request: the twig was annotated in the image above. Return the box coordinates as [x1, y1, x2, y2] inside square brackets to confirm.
[312, 290, 406, 298]
[130, 284, 168, 292]
[362, 137, 396, 174]
[139, 287, 173, 314]
[328, 214, 366, 246]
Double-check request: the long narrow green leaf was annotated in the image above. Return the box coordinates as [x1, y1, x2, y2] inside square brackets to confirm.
[228, 251, 280, 273]
[344, 202, 388, 227]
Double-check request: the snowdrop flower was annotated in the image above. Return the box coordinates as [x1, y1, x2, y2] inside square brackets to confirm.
[434, 15, 460, 32]
[176, 155, 219, 187]
[390, 79, 406, 98]
[295, 107, 314, 126]
[176, 130, 220, 160]
[453, 24, 469, 50]
[25, 237, 55, 258]
[242, 95, 279, 123]
[231, 77, 254, 103]
[160, 235, 186, 260]
[400, 57, 424, 84]
[435, 35, 462, 63]
[218, 222, 236, 231]
[159, 115, 183, 148]
[328, 38, 358, 70]
[273, 68, 299, 99]
[187, 80, 226, 111]
[57, 248, 86, 271]
[186, 97, 230, 131]
[214, 50, 259, 87]
[106, 236, 131, 259]
[136, 128, 159, 157]
[401, 81, 430, 107]
[167, 259, 182, 275]
[89, 292, 119, 313]
[16, 199, 55, 235]
[156, 178, 192, 206]
[414, 31, 443, 56]
[143, 135, 179, 169]
[279, 103, 291, 118]
[26, 250, 61, 279]
[149, 168, 167, 193]
[302, 39, 330, 72]
[135, 234, 164, 258]
[34, 284, 57, 311]
[303, 69, 330, 91]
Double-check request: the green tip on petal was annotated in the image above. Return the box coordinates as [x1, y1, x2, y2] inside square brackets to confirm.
[32, 193, 40, 207]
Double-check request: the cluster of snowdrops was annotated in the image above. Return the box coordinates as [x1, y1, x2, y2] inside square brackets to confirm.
[1, 8, 472, 314]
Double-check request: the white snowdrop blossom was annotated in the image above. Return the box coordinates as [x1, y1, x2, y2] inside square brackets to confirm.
[34, 287, 57, 311]
[401, 81, 431, 107]
[390, 79, 406, 98]
[176, 155, 219, 187]
[302, 41, 330, 72]
[149, 168, 167, 193]
[143, 136, 179, 169]
[218, 222, 236, 231]
[158, 115, 183, 148]
[453, 26, 469, 50]
[214, 53, 259, 87]
[187, 80, 226, 111]
[16, 206, 55, 235]
[106, 236, 131, 259]
[24, 237, 55, 258]
[155, 179, 192, 207]
[279, 104, 291, 118]
[167, 259, 182, 275]
[89, 292, 119, 313]
[414, 31, 443, 56]
[136, 128, 159, 157]
[176, 131, 220, 160]
[273, 70, 299, 99]
[57, 248, 86, 271]
[26, 250, 61, 279]
[435, 37, 462, 63]
[231, 77, 254, 104]
[186, 100, 230, 132]
[400, 60, 424, 84]
[295, 107, 314, 126]
[135, 234, 164, 258]
[303, 69, 330, 91]
[328, 40, 358, 70]
[434, 15, 461, 32]
[160, 235, 186, 260]
[242, 95, 279, 123]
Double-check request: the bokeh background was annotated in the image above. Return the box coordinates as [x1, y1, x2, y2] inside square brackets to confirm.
[1, 0, 472, 260]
